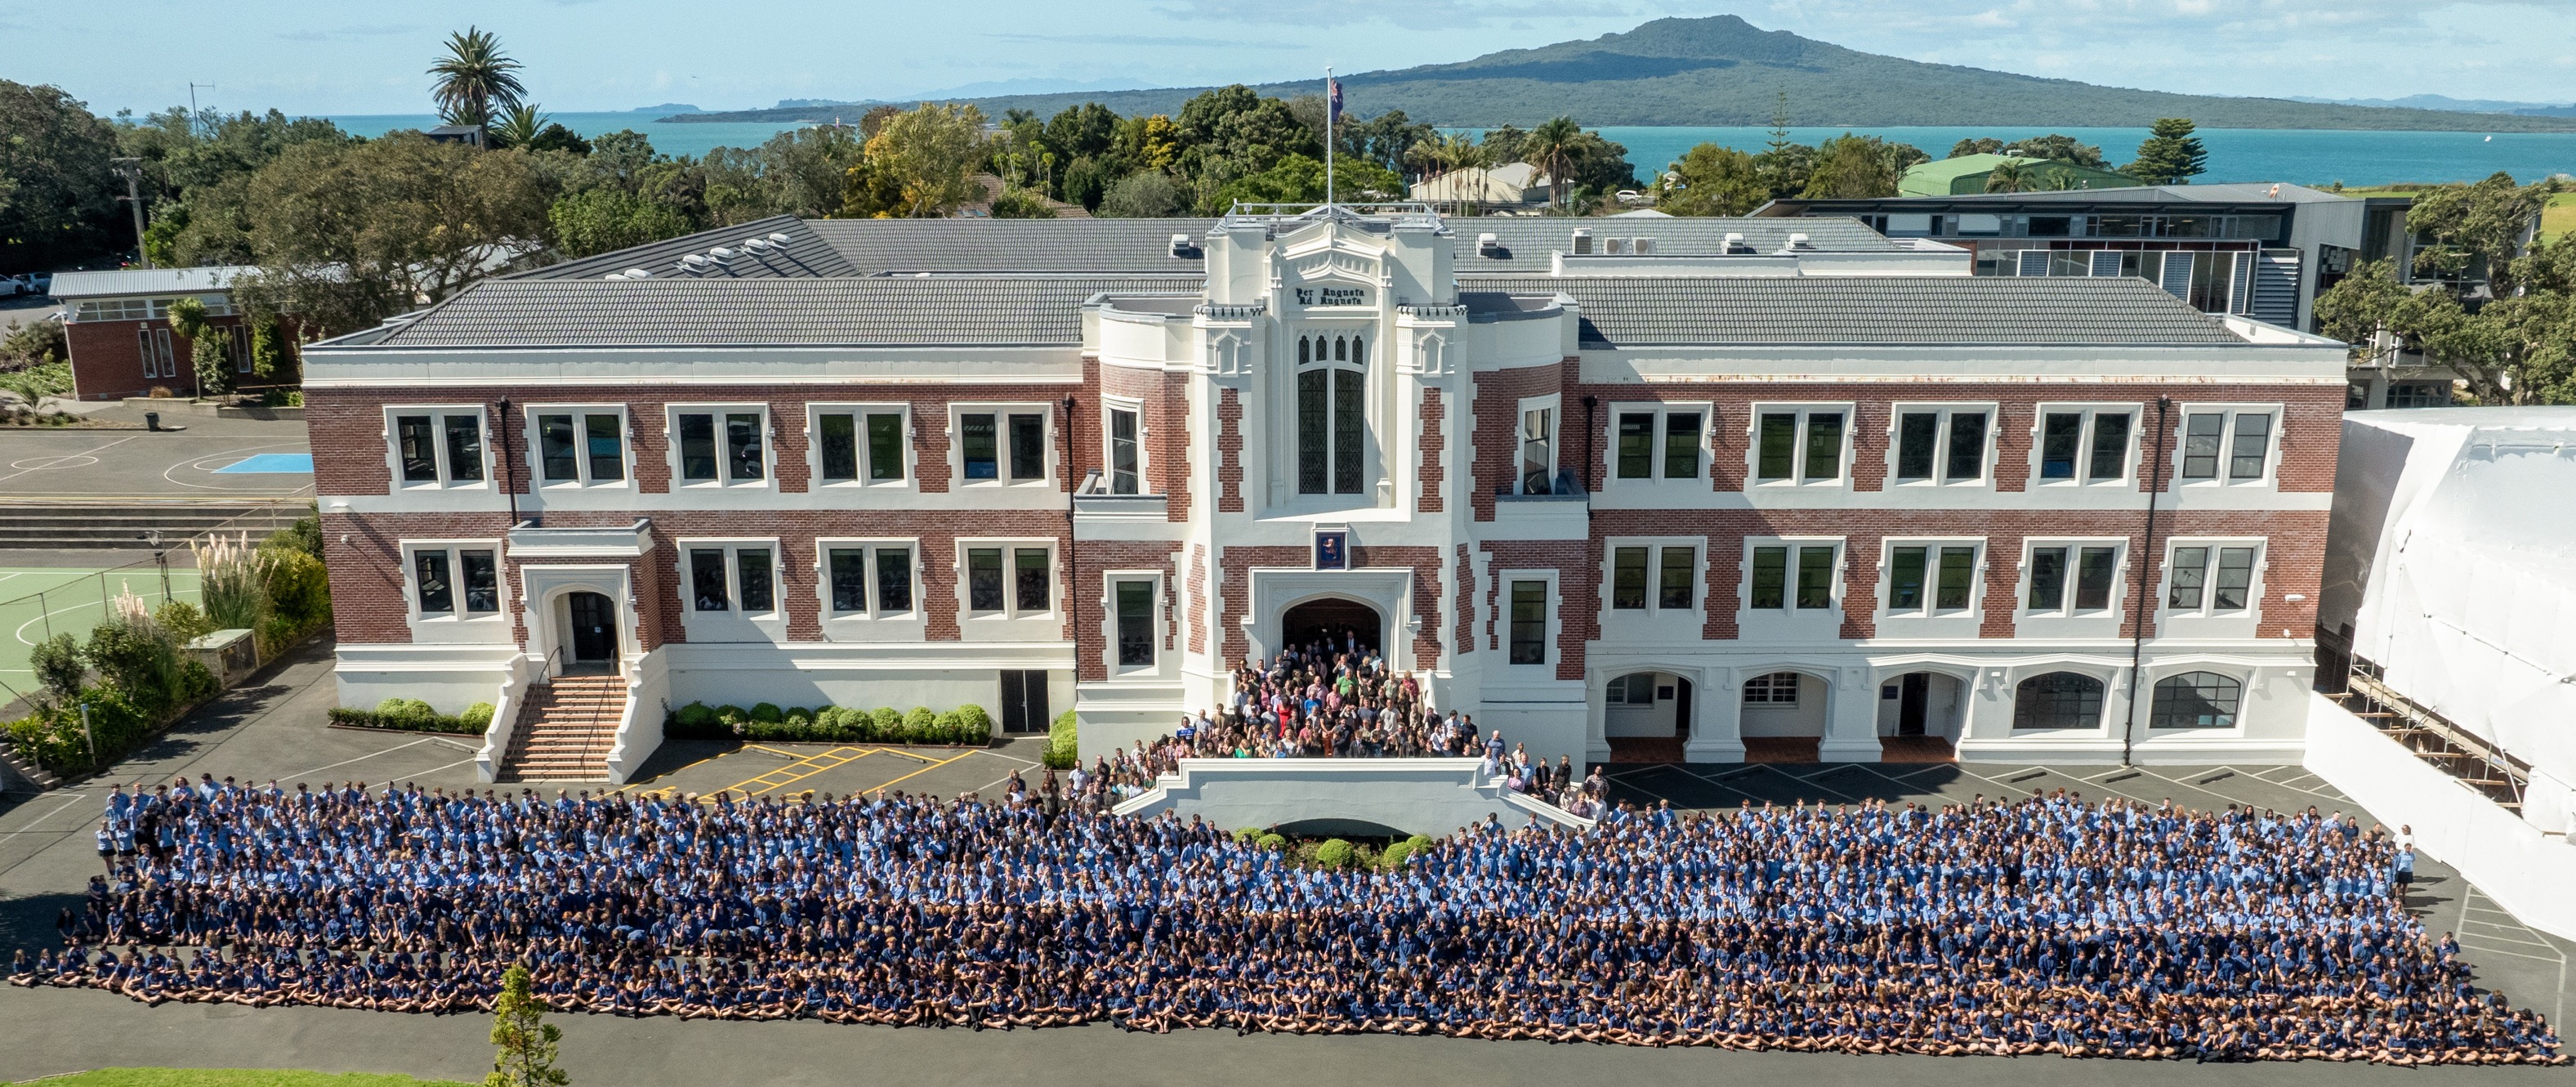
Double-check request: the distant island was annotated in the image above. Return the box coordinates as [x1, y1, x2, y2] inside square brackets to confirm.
[2288, 94, 2576, 116]
[632, 103, 702, 113]
[667, 15, 2576, 132]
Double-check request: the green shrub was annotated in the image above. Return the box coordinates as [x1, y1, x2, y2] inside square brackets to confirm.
[749, 702, 784, 723]
[1380, 840, 1414, 870]
[458, 701, 497, 727]
[950, 703, 993, 743]
[903, 706, 937, 743]
[193, 532, 275, 633]
[262, 513, 324, 558]
[1043, 709, 1078, 769]
[1256, 833, 1287, 852]
[152, 601, 216, 646]
[263, 547, 330, 627]
[785, 705, 814, 723]
[1234, 827, 1263, 843]
[329, 705, 487, 735]
[85, 615, 181, 712]
[871, 707, 903, 738]
[376, 696, 435, 721]
[1315, 839, 1355, 870]
[716, 705, 749, 727]
[29, 633, 83, 700]
[673, 701, 715, 727]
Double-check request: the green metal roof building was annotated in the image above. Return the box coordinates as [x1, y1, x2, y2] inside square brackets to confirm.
[1900, 154, 2141, 197]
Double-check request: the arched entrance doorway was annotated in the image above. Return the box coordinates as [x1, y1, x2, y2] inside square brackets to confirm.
[1279, 597, 1383, 658]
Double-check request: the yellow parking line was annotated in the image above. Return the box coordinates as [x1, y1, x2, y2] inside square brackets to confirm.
[722, 745, 875, 797]
[862, 749, 976, 795]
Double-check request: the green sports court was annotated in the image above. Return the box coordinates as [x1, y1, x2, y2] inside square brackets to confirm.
[0, 560, 205, 704]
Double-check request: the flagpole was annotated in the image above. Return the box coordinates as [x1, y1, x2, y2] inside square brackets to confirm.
[1324, 66, 1335, 208]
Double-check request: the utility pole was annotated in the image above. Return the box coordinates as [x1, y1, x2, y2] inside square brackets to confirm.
[189, 83, 216, 135]
[110, 158, 150, 269]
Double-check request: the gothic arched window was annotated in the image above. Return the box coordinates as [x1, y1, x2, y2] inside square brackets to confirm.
[1297, 332, 1368, 495]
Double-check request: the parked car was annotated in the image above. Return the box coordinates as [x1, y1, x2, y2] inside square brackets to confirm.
[0, 274, 51, 297]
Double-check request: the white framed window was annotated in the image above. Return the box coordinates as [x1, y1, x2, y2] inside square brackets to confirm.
[1606, 673, 1659, 705]
[2150, 670, 2245, 730]
[1742, 671, 1801, 705]
[2176, 406, 2279, 485]
[403, 542, 502, 620]
[386, 406, 489, 488]
[810, 405, 909, 486]
[1105, 400, 1144, 494]
[2033, 405, 2137, 485]
[529, 407, 629, 487]
[820, 540, 917, 618]
[669, 405, 770, 486]
[1503, 574, 1556, 666]
[1746, 540, 1840, 611]
[1608, 543, 1698, 612]
[2013, 671, 2107, 731]
[1750, 405, 1851, 486]
[1610, 405, 1708, 482]
[2023, 540, 2125, 617]
[681, 540, 779, 617]
[2163, 540, 2262, 616]
[1888, 405, 1993, 485]
[962, 541, 1056, 619]
[1516, 396, 1559, 495]
[1882, 539, 1981, 617]
[1112, 575, 1161, 671]
[954, 405, 1051, 485]
[1295, 333, 1370, 496]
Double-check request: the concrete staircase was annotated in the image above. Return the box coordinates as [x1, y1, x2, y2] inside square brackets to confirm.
[498, 674, 624, 782]
[0, 500, 308, 549]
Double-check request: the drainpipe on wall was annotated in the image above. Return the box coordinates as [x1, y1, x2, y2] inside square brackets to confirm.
[1061, 395, 1079, 690]
[497, 397, 522, 530]
[1579, 395, 1597, 498]
[2121, 396, 2173, 767]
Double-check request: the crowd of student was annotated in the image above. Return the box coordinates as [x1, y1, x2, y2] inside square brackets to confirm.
[9, 771, 2560, 1065]
[1060, 635, 1609, 818]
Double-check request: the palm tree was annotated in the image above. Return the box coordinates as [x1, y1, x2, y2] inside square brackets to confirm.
[1983, 159, 2031, 194]
[427, 26, 526, 133]
[490, 103, 547, 150]
[1524, 117, 1582, 211]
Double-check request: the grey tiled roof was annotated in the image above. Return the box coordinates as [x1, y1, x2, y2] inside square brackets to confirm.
[509, 216, 859, 281]
[515, 214, 1900, 280]
[1460, 274, 2244, 346]
[374, 275, 1203, 347]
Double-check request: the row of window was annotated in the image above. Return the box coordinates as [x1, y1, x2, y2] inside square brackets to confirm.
[1512, 401, 2284, 496]
[1639, 668, 2242, 730]
[409, 542, 1164, 669]
[387, 405, 1136, 492]
[1510, 539, 2262, 657]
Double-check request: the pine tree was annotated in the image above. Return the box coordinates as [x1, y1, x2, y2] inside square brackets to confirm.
[2127, 118, 2208, 186]
[486, 964, 568, 1087]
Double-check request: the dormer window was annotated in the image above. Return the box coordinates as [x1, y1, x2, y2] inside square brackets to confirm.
[1295, 333, 1367, 495]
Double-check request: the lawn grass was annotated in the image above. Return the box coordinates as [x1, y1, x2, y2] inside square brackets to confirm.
[24, 1070, 475, 1087]
[2542, 192, 2576, 239]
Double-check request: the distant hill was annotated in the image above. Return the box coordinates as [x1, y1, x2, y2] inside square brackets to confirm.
[2288, 94, 2576, 115]
[669, 16, 2576, 132]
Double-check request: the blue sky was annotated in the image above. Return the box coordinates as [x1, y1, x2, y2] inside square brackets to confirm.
[3, 0, 2570, 117]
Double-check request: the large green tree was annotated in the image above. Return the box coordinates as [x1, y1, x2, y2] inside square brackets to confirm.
[2408, 172, 2552, 290]
[1521, 117, 1583, 211]
[1173, 85, 1316, 195]
[1654, 143, 1767, 216]
[2126, 118, 2207, 185]
[230, 134, 551, 336]
[0, 80, 122, 271]
[2315, 257, 2576, 405]
[1801, 133, 1924, 199]
[843, 104, 989, 218]
[428, 26, 527, 132]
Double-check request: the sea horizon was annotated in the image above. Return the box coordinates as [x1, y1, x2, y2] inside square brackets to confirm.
[315, 112, 2576, 188]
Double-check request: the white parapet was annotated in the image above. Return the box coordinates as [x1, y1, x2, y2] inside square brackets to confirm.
[2302, 691, 2576, 942]
[1112, 758, 1593, 834]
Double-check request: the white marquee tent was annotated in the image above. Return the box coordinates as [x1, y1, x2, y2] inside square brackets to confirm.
[2323, 408, 2576, 830]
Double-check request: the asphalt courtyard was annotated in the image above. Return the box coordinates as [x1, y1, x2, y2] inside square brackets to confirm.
[0, 409, 311, 502]
[0, 642, 2567, 1085]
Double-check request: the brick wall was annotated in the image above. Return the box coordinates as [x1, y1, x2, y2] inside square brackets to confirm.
[1078, 541, 1182, 682]
[1416, 388, 1446, 514]
[1479, 539, 1595, 681]
[1217, 387, 1245, 513]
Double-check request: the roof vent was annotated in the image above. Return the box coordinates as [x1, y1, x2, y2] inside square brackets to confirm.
[767, 232, 792, 244]
[1633, 237, 1657, 255]
[622, 267, 653, 279]
[742, 237, 772, 253]
[1723, 232, 1751, 255]
[707, 247, 736, 262]
[1476, 232, 1502, 257]
[1569, 228, 1592, 255]
[1169, 233, 1198, 257]
[679, 254, 712, 272]
[1788, 232, 1812, 251]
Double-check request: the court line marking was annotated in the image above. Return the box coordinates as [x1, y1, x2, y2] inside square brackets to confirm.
[161, 441, 316, 494]
[0, 435, 140, 485]
[267, 736, 440, 781]
[863, 749, 978, 795]
[14, 583, 203, 646]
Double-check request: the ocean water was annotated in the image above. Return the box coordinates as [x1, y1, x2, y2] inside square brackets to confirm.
[319, 111, 813, 159]
[1583, 126, 2576, 187]
[319, 111, 2576, 186]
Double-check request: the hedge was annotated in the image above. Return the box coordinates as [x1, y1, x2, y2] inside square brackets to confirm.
[3, 664, 217, 776]
[666, 700, 994, 746]
[1043, 709, 1078, 768]
[328, 698, 494, 735]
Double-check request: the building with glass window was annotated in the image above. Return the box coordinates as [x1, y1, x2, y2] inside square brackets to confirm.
[1754, 184, 2445, 409]
[48, 266, 304, 401]
[304, 207, 2344, 781]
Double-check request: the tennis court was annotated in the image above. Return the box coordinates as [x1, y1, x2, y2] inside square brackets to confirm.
[0, 559, 204, 705]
